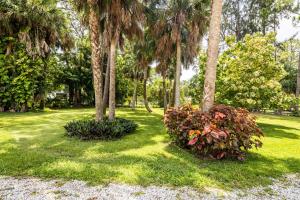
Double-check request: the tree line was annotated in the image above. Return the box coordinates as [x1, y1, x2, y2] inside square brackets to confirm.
[0, 0, 299, 117]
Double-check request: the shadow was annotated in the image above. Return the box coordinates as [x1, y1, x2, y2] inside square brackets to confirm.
[258, 123, 300, 139]
[0, 108, 300, 190]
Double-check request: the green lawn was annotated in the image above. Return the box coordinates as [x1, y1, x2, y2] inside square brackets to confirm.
[0, 108, 299, 190]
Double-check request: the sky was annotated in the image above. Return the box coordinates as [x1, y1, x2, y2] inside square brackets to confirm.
[181, 18, 300, 81]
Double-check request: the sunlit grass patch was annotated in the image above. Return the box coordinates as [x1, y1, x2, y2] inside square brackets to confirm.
[0, 108, 299, 190]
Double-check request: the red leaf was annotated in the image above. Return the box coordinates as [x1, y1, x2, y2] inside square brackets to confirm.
[215, 112, 226, 120]
[216, 152, 226, 159]
[210, 131, 220, 139]
[188, 137, 198, 145]
[206, 135, 213, 144]
[203, 125, 211, 135]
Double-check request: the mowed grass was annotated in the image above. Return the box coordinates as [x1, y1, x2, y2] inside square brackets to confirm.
[0, 108, 299, 190]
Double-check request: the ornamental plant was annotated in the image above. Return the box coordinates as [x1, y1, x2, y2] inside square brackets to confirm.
[164, 104, 263, 160]
[64, 117, 138, 140]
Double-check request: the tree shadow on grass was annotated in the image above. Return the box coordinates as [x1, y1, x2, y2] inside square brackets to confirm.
[0, 109, 300, 190]
[258, 123, 300, 139]
[1, 133, 299, 190]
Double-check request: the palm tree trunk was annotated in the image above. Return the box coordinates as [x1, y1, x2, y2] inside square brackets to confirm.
[109, 36, 117, 120]
[163, 74, 167, 113]
[103, 61, 110, 115]
[131, 78, 137, 110]
[143, 67, 152, 113]
[6, 41, 12, 55]
[69, 83, 74, 105]
[296, 53, 300, 112]
[169, 79, 174, 107]
[88, 2, 103, 121]
[202, 0, 223, 112]
[174, 37, 181, 108]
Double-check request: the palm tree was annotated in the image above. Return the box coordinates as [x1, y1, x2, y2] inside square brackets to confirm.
[156, 60, 171, 113]
[202, 0, 223, 112]
[88, 0, 104, 121]
[129, 64, 142, 110]
[105, 0, 144, 120]
[0, 0, 73, 56]
[72, 0, 105, 121]
[134, 31, 156, 113]
[152, 0, 209, 108]
[102, 53, 110, 115]
[296, 52, 300, 112]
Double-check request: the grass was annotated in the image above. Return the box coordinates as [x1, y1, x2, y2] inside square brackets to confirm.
[0, 108, 299, 190]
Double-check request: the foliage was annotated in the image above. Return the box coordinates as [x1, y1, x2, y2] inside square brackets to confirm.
[46, 96, 69, 109]
[150, 0, 210, 65]
[116, 52, 135, 105]
[54, 38, 94, 106]
[0, 38, 53, 111]
[222, 0, 298, 40]
[164, 105, 264, 160]
[64, 117, 138, 140]
[189, 34, 288, 110]
[0, 0, 73, 56]
[216, 34, 286, 110]
[148, 77, 165, 107]
[278, 39, 300, 95]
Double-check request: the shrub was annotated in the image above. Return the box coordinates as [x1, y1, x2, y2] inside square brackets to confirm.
[164, 104, 263, 161]
[64, 117, 138, 140]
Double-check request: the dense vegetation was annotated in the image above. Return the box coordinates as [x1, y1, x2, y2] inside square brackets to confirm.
[164, 105, 263, 160]
[64, 117, 137, 140]
[189, 33, 299, 113]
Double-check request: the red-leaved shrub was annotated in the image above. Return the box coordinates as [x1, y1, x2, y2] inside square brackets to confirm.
[164, 104, 263, 160]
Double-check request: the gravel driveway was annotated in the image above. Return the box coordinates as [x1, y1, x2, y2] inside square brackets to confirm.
[0, 174, 299, 200]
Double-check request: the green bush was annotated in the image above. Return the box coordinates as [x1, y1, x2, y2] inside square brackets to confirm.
[64, 118, 138, 140]
[164, 104, 264, 161]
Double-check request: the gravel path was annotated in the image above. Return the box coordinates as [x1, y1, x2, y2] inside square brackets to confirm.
[0, 174, 299, 200]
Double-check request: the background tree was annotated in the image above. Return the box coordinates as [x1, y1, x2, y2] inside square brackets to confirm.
[133, 30, 156, 112]
[152, 0, 209, 108]
[104, 0, 144, 120]
[0, 0, 73, 111]
[279, 38, 300, 94]
[192, 34, 292, 111]
[221, 0, 299, 41]
[297, 52, 300, 112]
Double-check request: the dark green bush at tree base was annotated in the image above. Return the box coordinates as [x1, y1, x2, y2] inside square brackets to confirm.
[64, 118, 138, 140]
[164, 104, 264, 161]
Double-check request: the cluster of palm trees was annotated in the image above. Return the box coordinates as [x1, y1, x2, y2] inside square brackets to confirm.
[73, 0, 223, 121]
[0, 0, 223, 119]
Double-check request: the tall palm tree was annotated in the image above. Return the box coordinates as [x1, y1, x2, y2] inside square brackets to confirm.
[105, 0, 144, 120]
[202, 0, 223, 112]
[156, 60, 171, 113]
[88, 0, 104, 121]
[129, 64, 143, 110]
[152, 0, 209, 108]
[72, 0, 104, 121]
[296, 52, 300, 112]
[102, 52, 110, 115]
[134, 31, 156, 113]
